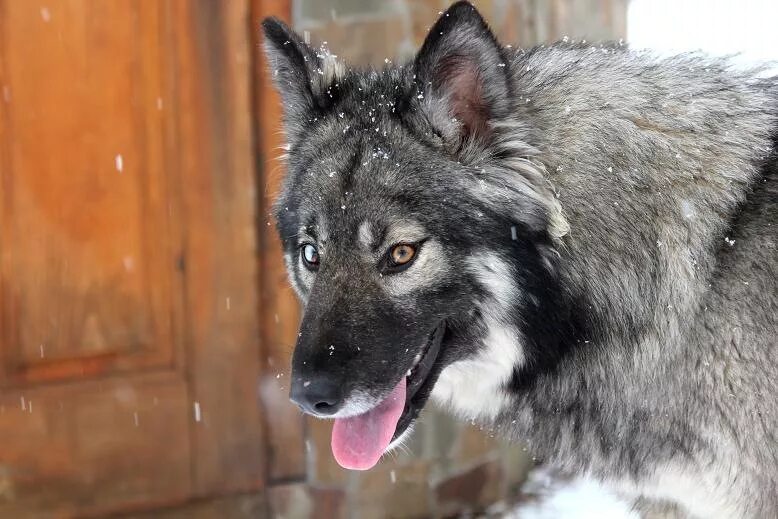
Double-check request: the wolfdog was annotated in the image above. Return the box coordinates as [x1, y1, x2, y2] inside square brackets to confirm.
[262, 2, 777, 516]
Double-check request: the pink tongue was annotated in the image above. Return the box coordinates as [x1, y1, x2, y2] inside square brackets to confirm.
[331, 378, 406, 470]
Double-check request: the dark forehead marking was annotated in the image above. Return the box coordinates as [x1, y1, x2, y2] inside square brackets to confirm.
[338, 144, 363, 196]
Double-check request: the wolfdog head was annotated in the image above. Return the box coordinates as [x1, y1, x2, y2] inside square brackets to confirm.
[263, 1, 575, 470]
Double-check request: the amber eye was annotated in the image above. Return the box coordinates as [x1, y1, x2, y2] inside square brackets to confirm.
[301, 243, 319, 270]
[390, 244, 416, 265]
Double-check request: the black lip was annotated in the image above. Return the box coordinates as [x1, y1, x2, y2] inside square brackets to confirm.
[391, 320, 447, 443]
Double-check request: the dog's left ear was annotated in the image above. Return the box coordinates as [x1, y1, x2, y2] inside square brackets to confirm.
[262, 17, 343, 142]
[413, 1, 512, 153]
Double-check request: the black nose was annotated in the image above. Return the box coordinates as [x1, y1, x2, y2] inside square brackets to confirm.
[290, 376, 343, 416]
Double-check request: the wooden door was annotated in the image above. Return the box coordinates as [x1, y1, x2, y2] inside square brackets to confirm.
[0, 1, 264, 516]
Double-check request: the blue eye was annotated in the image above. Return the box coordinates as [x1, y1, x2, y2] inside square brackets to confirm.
[301, 243, 319, 270]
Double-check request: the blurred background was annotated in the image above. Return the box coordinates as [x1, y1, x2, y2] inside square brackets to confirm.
[0, 1, 774, 518]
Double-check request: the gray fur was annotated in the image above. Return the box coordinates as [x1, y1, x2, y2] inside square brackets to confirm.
[263, 2, 777, 517]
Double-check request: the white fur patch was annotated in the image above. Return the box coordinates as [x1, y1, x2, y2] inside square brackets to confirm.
[284, 252, 306, 298]
[431, 253, 523, 420]
[293, 249, 317, 295]
[330, 390, 381, 419]
[432, 323, 519, 419]
[358, 221, 373, 250]
[471, 252, 522, 313]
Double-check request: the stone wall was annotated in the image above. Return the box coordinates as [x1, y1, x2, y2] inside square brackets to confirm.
[268, 1, 627, 518]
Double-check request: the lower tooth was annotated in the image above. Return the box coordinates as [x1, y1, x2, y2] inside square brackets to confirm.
[406, 369, 412, 377]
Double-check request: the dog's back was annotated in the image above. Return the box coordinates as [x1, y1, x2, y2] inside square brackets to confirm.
[500, 46, 778, 517]
[685, 146, 777, 515]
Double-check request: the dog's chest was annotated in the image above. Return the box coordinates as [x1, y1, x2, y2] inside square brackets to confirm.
[430, 322, 521, 420]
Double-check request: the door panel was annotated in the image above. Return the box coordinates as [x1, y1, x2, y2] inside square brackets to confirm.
[0, 374, 190, 517]
[0, 0, 176, 385]
[0, 2, 187, 514]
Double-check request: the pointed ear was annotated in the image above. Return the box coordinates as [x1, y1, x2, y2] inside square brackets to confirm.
[413, 1, 512, 153]
[262, 17, 343, 141]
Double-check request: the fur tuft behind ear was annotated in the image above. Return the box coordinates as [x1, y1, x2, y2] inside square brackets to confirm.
[262, 17, 344, 142]
[414, 1, 512, 153]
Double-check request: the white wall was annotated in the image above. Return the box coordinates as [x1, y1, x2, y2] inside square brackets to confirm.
[628, 0, 778, 69]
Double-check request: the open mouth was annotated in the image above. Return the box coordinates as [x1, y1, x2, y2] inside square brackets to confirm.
[393, 320, 446, 440]
[330, 321, 446, 470]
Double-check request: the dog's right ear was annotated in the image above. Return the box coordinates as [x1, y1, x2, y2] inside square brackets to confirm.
[262, 18, 342, 141]
[412, 1, 512, 156]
